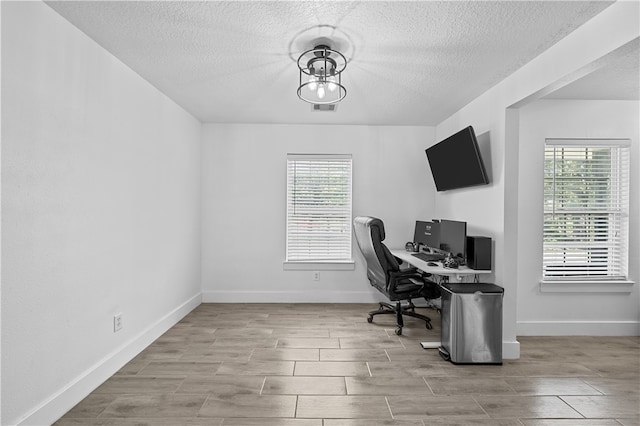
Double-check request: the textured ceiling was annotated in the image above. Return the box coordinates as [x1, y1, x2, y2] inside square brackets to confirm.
[543, 44, 640, 101]
[46, 1, 628, 126]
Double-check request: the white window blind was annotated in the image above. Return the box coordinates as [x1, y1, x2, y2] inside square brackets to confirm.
[543, 139, 630, 280]
[286, 154, 352, 262]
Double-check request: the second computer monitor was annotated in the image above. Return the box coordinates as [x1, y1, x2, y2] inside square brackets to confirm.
[439, 219, 467, 259]
[414, 221, 440, 250]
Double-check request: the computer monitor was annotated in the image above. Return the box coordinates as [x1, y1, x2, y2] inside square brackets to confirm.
[439, 220, 467, 259]
[413, 221, 440, 251]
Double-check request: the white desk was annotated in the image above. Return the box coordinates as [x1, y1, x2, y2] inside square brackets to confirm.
[392, 248, 493, 350]
[391, 249, 491, 281]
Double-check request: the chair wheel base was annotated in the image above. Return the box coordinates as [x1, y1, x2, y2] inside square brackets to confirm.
[366, 300, 433, 336]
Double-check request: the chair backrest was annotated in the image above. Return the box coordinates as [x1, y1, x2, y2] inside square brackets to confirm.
[353, 216, 400, 293]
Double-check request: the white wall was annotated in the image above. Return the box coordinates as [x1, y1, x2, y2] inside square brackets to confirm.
[201, 124, 435, 302]
[435, 2, 639, 358]
[517, 100, 639, 335]
[0, 3, 4, 424]
[1, 3, 202, 425]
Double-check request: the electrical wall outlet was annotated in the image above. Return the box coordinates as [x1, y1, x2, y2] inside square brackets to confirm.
[113, 313, 123, 332]
[313, 271, 320, 281]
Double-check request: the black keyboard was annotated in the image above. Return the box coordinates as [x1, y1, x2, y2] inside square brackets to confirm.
[411, 252, 446, 262]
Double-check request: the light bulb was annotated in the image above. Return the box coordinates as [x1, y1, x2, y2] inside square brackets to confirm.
[327, 76, 337, 92]
[308, 76, 317, 92]
[317, 85, 326, 99]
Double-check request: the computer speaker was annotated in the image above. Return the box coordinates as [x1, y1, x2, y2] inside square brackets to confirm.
[466, 236, 491, 270]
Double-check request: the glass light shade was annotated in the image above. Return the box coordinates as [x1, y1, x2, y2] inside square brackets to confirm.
[297, 45, 347, 105]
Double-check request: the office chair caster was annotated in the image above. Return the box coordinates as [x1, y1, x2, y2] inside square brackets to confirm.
[367, 315, 373, 323]
[395, 327, 402, 335]
[426, 321, 433, 330]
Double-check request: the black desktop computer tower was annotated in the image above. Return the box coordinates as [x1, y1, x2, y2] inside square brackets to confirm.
[466, 236, 491, 270]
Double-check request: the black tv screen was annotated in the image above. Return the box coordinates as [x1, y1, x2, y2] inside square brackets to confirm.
[425, 126, 489, 191]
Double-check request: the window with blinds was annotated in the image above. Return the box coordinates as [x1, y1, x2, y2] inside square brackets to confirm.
[286, 154, 353, 262]
[543, 139, 630, 281]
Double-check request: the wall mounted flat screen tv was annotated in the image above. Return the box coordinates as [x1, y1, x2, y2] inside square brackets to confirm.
[425, 126, 489, 191]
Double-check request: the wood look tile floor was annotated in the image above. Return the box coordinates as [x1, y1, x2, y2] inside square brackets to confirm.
[56, 303, 640, 426]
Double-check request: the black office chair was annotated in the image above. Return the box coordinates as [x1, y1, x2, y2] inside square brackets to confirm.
[353, 216, 440, 335]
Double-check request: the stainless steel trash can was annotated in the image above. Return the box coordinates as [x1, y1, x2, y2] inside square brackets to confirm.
[439, 282, 503, 364]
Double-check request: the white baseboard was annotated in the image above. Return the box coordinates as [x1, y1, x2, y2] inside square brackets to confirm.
[517, 320, 640, 336]
[18, 293, 202, 426]
[503, 340, 521, 360]
[201, 290, 381, 304]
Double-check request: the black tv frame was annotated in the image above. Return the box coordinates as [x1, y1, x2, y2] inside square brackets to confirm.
[425, 126, 489, 191]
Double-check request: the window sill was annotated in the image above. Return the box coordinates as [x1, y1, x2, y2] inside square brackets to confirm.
[540, 280, 635, 293]
[283, 261, 355, 271]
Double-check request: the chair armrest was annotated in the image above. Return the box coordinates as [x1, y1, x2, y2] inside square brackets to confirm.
[397, 264, 417, 273]
[388, 270, 440, 300]
[389, 269, 424, 283]
[391, 268, 432, 280]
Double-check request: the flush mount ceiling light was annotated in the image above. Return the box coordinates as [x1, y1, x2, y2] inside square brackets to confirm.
[297, 44, 347, 105]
